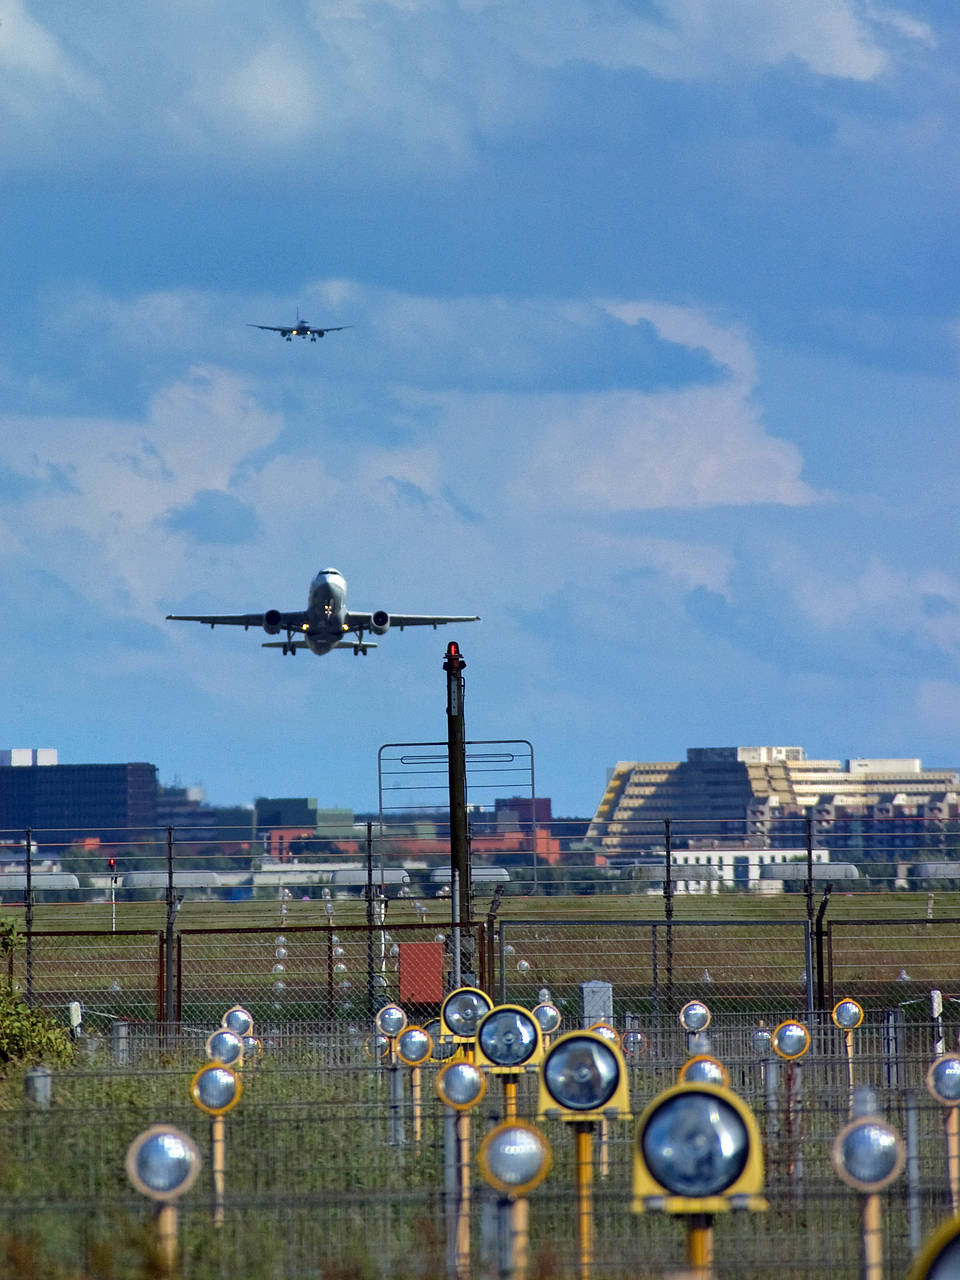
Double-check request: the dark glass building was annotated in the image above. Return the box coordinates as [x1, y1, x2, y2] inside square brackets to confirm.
[0, 761, 158, 844]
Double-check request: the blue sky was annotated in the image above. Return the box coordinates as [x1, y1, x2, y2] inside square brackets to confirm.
[1, 0, 958, 817]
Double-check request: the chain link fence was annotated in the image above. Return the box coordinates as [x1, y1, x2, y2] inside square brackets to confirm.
[3, 1032, 960, 1277]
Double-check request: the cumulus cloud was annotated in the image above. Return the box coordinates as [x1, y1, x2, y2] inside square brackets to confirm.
[0, 0, 100, 106]
[0, 0, 935, 173]
[770, 554, 960, 655]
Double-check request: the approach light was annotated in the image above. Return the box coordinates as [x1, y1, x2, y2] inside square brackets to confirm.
[475, 1005, 542, 1072]
[436, 1060, 488, 1111]
[771, 1020, 811, 1061]
[832, 1116, 905, 1191]
[241, 1035, 262, 1059]
[589, 1022, 621, 1048]
[752, 1028, 773, 1057]
[832, 999, 864, 1031]
[441, 987, 493, 1042]
[221, 1005, 254, 1036]
[205, 1028, 244, 1067]
[424, 1018, 458, 1062]
[364, 1033, 391, 1061]
[478, 1121, 553, 1198]
[375, 1004, 408, 1038]
[125, 1125, 202, 1202]
[538, 1030, 630, 1121]
[532, 1002, 562, 1036]
[190, 1064, 242, 1116]
[632, 1082, 767, 1213]
[908, 1215, 960, 1280]
[926, 1054, 960, 1106]
[622, 1030, 648, 1061]
[679, 1055, 729, 1087]
[679, 1001, 711, 1033]
[396, 1025, 434, 1067]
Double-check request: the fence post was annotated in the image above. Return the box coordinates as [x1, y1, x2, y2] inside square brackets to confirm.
[164, 827, 176, 1047]
[663, 819, 673, 1012]
[25, 827, 33, 1005]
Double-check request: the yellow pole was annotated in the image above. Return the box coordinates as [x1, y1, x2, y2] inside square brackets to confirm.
[456, 1112, 472, 1279]
[863, 1193, 883, 1280]
[211, 1114, 226, 1227]
[412, 1066, 422, 1143]
[504, 1075, 518, 1121]
[513, 1195, 530, 1280]
[686, 1213, 714, 1279]
[598, 1115, 610, 1179]
[574, 1122, 595, 1280]
[845, 1029, 855, 1117]
[155, 1204, 178, 1277]
[947, 1107, 960, 1214]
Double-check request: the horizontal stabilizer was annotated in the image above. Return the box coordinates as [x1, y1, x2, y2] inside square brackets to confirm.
[335, 640, 378, 651]
[262, 641, 309, 650]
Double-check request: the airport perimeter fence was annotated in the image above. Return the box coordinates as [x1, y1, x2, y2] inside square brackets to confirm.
[5, 811, 960, 906]
[5, 1030, 960, 1277]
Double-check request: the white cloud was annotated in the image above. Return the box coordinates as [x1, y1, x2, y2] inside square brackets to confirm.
[773, 555, 960, 654]
[0, 0, 100, 106]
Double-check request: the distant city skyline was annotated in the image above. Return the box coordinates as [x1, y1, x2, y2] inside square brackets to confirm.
[2, 4, 958, 820]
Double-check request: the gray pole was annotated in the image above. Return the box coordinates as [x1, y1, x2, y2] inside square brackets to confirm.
[366, 821, 376, 1018]
[164, 826, 176, 1043]
[25, 827, 33, 1005]
[445, 642, 470, 931]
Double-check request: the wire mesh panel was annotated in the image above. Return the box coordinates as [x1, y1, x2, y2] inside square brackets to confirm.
[828, 918, 960, 1010]
[11, 930, 162, 1023]
[498, 919, 811, 1023]
[177, 922, 485, 1027]
[1, 1048, 959, 1278]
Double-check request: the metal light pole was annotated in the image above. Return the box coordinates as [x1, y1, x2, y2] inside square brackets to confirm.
[444, 641, 470, 934]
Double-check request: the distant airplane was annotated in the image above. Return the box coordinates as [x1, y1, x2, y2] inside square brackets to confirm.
[166, 568, 480, 656]
[248, 309, 352, 342]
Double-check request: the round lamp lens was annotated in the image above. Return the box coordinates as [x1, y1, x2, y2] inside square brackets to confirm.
[544, 1037, 620, 1111]
[206, 1029, 244, 1066]
[772, 1021, 810, 1060]
[437, 1061, 486, 1109]
[837, 1122, 902, 1187]
[192, 1065, 240, 1113]
[126, 1127, 201, 1201]
[442, 989, 493, 1038]
[479, 1009, 539, 1067]
[833, 1000, 863, 1030]
[222, 1006, 254, 1036]
[376, 1005, 407, 1037]
[752, 1028, 773, 1057]
[681, 1057, 728, 1087]
[397, 1026, 433, 1065]
[242, 1035, 262, 1058]
[622, 1030, 648, 1060]
[928, 1056, 960, 1105]
[642, 1093, 749, 1197]
[481, 1124, 552, 1191]
[533, 1003, 562, 1035]
[679, 1001, 711, 1033]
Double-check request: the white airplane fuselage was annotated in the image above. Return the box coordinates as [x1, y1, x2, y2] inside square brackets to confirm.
[303, 568, 349, 654]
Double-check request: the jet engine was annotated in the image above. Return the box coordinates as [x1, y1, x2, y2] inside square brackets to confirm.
[371, 610, 391, 636]
[263, 610, 283, 636]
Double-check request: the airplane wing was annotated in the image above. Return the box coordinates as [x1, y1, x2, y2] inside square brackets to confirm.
[167, 611, 308, 630]
[248, 325, 290, 333]
[308, 325, 352, 335]
[346, 612, 480, 631]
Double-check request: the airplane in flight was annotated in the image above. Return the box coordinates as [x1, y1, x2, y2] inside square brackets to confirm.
[248, 310, 352, 342]
[166, 568, 479, 656]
